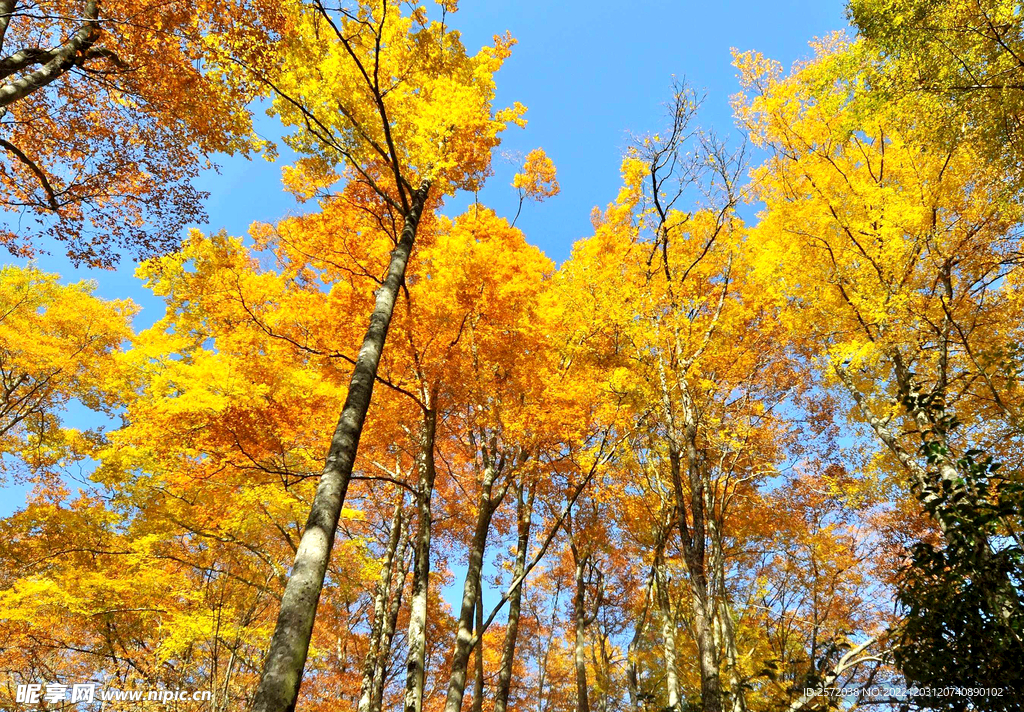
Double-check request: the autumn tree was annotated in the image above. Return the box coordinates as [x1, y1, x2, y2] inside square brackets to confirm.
[849, 0, 1024, 177]
[0, 0, 282, 265]
[554, 86, 807, 712]
[240, 2, 525, 708]
[0, 263, 291, 711]
[5, 8, 1007, 712]
[0, 265, 133, 479]
[737, 36, 1024, 706]
[511, 147, 560, 226]
[64, 193, 572, 711]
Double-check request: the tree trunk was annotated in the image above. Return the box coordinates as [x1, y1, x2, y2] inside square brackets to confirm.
[253, 182, 430, 712]
[442, 464, 502, 712]
[655, 566, 681, 711]
[358, 503, 404, 712]
[471, 578, 485, 712]
[372, 534, 411, 712]
[889, 353, 1022, 636]
[593, 626, 612, 712]
[0, 0, 15, 54]
[690, 590, 723, 712]
[0, 0, 102, 111]
[667, 435, 724, 712]
[537, 583, 561, 712]
[709, 518, 746, 712]
[493, 482, 535, 712]
[666, 373, 723, 712]
[717, 595, 746, 712]
[573, 553, 591, 712]
[404, 406, 438, 712]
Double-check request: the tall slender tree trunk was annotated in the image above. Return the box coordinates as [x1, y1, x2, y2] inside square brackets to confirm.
[443, 464, 502, 712]
[254, 182, 430, 712]
[655, 566, 681, 711]
[493, 483, 535, 712]
[404, 407, 438, 712]
[667, 375, 724, 712]
[716, 596, 746, 712]
[471, 579, 485, 712]
[372, 535, 411, 712]
[690, 588, 723, 712]
[592, 626, 612, 712]
[709, 519, 746, 712]
[666, 434, 724, 712]
[625, 644, 641, 712]
[572, 551, 591, 712]
[626, 519, 671, 712]
[358, 503, 404, 712]
[537, 583, 561, 712]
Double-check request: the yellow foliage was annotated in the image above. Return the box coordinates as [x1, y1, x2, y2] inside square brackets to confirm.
[512, 147, 560, 201]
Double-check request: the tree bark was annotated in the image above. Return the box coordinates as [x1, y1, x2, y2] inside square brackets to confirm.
[443, 464, 502, 712]
[572, 551, 591, 712]
[655, 565, 681, 711]
[709, 518, 746, 712]
[657, 352, 724, 712]
[358, 503, 404, 712]
[691, 591, 723, 712]
[253, 182, 431, 712]
[667, 435, 724, 712]
[592, 625, 613, 712]
[404, 406, 438, 712]
[717, 595, 746, 712]
[471, 578, 485, 712]
[536, 583, 561, 712]
[372, 534, 411, 712]
[626, 518, 670, 712]
[889, 352, 1022, 635]
[493, 483, 535, 712]
[0, 0, 15, 55]
[625, 644, 641, 712]
[0, 0, 102, 110]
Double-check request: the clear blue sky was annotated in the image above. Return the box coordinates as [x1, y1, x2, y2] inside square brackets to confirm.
[1, 0, 848, 515]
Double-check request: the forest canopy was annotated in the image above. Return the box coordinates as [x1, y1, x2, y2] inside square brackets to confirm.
[0, 1, 1022, 711]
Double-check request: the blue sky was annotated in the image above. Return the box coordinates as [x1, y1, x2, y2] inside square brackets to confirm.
[1, 0, 848, 515]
